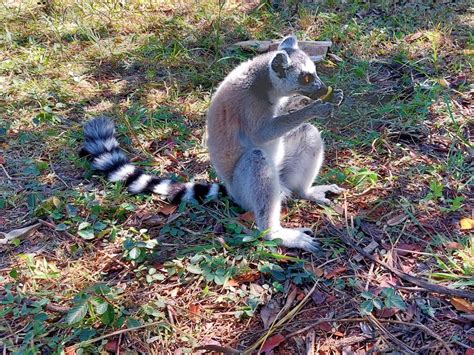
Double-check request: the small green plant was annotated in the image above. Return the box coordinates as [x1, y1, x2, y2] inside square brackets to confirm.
[360, 288, 406, 315]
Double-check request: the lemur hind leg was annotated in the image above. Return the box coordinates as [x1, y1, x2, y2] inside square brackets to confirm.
[279, 123, 344, 205]
[229, 148, 319, 253]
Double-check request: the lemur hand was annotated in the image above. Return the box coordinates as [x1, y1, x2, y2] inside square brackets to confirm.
[304, 100, 333, 119]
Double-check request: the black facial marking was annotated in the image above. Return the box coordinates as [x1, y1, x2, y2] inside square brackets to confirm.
[271, 53, 288, 78]
[299, 72, 315, 85]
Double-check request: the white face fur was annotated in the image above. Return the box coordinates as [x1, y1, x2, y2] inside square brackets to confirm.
[269, 36, 325, 97]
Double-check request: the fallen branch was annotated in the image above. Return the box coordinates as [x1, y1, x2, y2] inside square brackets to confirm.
[327, 224, 474, 301]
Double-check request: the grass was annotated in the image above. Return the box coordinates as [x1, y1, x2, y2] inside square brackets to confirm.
[1, 0, 473, 353]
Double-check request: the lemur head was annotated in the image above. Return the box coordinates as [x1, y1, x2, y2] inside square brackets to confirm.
[269, 36, 326, 98]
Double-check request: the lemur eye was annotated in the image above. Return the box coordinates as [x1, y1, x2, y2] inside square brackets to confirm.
[300, 73, 314, 85]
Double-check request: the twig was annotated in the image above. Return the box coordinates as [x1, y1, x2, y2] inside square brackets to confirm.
[305, 330, 315, 355]
[366, 313, 415, 354]
[0, 164, 12, 180]
[243, 282, 319, 354]
[327, 224, 474, 301]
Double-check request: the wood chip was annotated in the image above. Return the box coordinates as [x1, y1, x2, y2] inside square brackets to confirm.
[354, 240, 379, 262]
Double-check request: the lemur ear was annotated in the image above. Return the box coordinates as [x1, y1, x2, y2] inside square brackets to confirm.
[278, 35, 298, 51]
[271, 51, 290, 78]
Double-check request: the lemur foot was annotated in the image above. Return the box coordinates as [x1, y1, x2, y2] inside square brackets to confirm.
[302, 184, 345, 205]
[329, 89, 344, 106]
[267, 227, 320, 253]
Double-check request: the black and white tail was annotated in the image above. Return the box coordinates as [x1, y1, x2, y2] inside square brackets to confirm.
[80, 117, 226, 204]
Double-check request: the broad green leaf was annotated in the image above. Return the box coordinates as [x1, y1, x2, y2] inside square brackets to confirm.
[186, 264, 202, 274]
[66, 302, 88, 325]
[90, 297, 108, 315]
[360, 300, 373, 315]
[129, 247, 141, 260]
[100, 304, 115, 325]
[78, 228, 95, 240]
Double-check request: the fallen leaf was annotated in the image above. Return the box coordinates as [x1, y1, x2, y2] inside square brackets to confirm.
[451, 298, 474, 313]
[326, 294, 337, 303]
[395, 243, 422, 256]
[159, 204, 177, 216]
[296, 290, 305, 301]
[64, 346, 76, 355]
[104, 339, 118, 352]
[193, 344, 239, 354]
[445, 241, 462, 250]
[261, 299, 281, 329]
[304, 263, 324, 277]
[311, 291, 327, 305]
[406, 31, 423, 42]
[0, 223, 41, 245]
[282, 286, 298, 312]
[318, 321, 332, 332]
[261, 334, 285, 352]
[188, 304, 201, 317]
[234, 270, 260, 283]
[224, 279, 239, 287]
[376, 308, 399, 318]
[0, 155, 5, 164]
[333, 330, 344, 337]
[465, 349, 474, 355]
[460, 218, 474, 231]
[354, 240, 379, 262]
[324, 266, 347, 279]
[386, 214, 408, 226]
[238, 211, 255, 223]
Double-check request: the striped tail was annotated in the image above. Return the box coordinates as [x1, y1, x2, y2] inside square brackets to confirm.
[79, 116, 226, 204]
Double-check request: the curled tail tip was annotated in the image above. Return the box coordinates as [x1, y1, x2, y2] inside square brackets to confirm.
[83, 116, 116, 140]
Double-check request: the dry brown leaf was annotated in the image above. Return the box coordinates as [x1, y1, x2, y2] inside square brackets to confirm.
[159, 204, 177, 216]
[465, 348, 474, 355]
[324, 266, 347, 279]
[238, 211, 255, 223]
[311, 291, 327, 305]
[304, 263, 324, 278]
[261, 334, 285, 352]
[0, 155, 5, 164]
[333, 330, 344, 337]
[445, 241, 462, 250]
[396, 243, 422, 256]
[260, 299, 281, 330]
[234, 270, 260, 283]
[225, 279, 239, 287]
[451, 298, 474, 313]
[406, 31, 423, 42]
[386, 214, 408, 226]
[64, 346, 76, 355]
[376, 308, 399, 318]
[318, 321, 332, 332]
[104, 339, 119, 352]
[188, 304, 201, 317]
[460, 218, 474, 231]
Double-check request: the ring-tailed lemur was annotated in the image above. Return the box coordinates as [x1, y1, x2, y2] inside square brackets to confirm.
[80, 35, 344, 252]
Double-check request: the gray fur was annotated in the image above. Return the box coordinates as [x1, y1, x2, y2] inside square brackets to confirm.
[206, 36, 345, 252]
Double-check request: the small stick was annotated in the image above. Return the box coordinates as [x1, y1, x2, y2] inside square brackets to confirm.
[0, 164, 12, 180]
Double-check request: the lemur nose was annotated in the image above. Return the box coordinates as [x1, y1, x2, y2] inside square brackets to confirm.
[317, 81, 327, 91]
